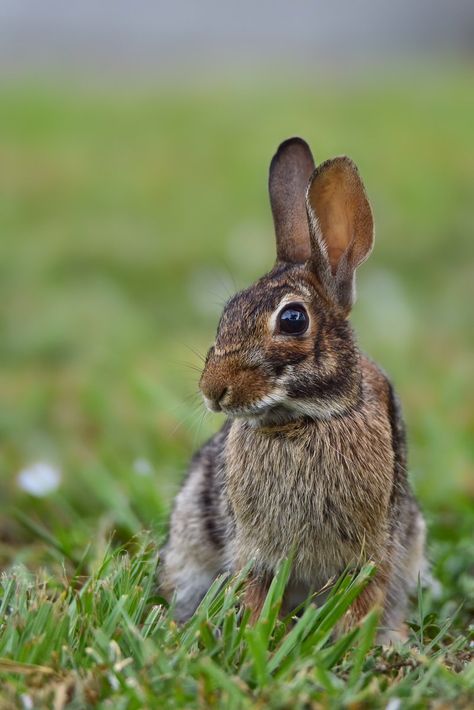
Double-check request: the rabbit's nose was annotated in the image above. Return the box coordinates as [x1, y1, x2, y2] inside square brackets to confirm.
[200, 377, 230, 412]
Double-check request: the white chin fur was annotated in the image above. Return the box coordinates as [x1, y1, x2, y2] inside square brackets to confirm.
[204, 387, 345, 423]
[220, 388, 287, 419]
[284, 398, 349, 420]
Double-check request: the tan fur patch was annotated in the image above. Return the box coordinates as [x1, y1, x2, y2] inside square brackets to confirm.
[243, 573, 272, 624]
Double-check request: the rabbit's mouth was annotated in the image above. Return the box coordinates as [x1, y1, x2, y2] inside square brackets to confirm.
[203, 387, 289, 421]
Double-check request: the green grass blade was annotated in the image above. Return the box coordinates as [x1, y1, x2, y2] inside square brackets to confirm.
[347, 607, 380, 689]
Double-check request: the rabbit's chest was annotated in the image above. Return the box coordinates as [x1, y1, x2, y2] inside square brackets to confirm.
[224, 418, 393, 578]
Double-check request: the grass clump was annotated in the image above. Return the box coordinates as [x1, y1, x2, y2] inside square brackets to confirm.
[1, 539, 472, 708]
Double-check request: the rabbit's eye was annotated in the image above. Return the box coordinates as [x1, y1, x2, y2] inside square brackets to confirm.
[277, 304, 308, 335]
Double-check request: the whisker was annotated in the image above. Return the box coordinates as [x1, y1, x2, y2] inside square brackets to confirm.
[168, 398, 204, 438]
[180, 342, 207, 364]
[163, 390, 202, 423]
[176, 360, 204, 375]
[191, 406, 210, 450]
[218, 261, 239, 296]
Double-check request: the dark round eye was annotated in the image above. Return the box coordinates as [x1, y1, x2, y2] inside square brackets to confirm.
[277, 304, 309, 335]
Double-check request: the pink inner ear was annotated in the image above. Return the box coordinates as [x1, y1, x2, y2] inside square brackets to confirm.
[308, 168, 354, 274]
[324, 207, 353, 274]
[307, 157, 373, 276]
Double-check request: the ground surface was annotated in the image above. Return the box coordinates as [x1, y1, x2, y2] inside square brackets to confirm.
[0, 69, 473, 707]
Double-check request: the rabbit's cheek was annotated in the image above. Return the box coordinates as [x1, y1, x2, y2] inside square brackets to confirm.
[269, 337, 314, 368]
[224, 369, 272, 409]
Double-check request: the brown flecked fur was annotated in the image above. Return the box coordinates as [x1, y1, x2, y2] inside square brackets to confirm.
[243, 572, 272, 623]
[159, 138, 426, 642]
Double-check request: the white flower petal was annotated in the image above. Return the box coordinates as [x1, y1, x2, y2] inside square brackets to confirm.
[20, 695, 34, 710]
[133, 458, 153, 476]
[17, 462, 61, 497]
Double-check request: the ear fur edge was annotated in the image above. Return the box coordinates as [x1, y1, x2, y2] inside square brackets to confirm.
[305, 156, 374, 310]
[269, 137, 315, 264]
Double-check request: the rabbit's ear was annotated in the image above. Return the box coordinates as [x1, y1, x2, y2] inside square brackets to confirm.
[306, 157, 374, 311]
[269, 138, 315, 263]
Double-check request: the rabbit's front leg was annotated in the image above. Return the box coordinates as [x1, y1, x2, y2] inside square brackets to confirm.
[243, 571, 272, 623]
[337, 563, 401, 643]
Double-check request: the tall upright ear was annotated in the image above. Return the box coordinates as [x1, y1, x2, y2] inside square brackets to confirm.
[269, 137, 315, 263]
[306, 157, 374, 311]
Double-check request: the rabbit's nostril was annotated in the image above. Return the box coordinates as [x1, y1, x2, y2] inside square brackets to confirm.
[218, 386, 228, 404]
[210, 386, 229, 410]
[201, 380, 231, 412]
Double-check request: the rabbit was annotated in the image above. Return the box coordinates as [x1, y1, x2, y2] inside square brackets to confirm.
[159, 137, 426, 642]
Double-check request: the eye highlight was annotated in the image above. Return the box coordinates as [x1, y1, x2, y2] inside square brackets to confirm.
[277, 303, 309, 335]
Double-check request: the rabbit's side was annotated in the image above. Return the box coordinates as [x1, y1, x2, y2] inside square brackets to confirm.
[160, 138, 426, 641]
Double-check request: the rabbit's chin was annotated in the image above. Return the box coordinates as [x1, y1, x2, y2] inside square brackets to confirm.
[204, 385, 350, 425]
[227, 405, 292, 426]
[221, 396, 347, 427]
[218, 394, 287, 421]
[225, 389, 358, 426]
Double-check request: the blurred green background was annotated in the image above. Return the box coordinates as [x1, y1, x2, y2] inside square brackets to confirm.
[0, 68, 473, 604]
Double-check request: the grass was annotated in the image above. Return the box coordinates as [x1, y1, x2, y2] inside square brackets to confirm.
[0, 67, 473, 707]
[0, 542, 472, 708]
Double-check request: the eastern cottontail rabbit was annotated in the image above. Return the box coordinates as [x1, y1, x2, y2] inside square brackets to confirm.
[160, 138, 426, 642]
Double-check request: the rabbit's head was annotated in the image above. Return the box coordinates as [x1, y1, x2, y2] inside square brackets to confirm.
[200, 138, 374, 424]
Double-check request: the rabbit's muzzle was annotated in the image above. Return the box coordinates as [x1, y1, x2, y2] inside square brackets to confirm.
[199, 354, 274, 415]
